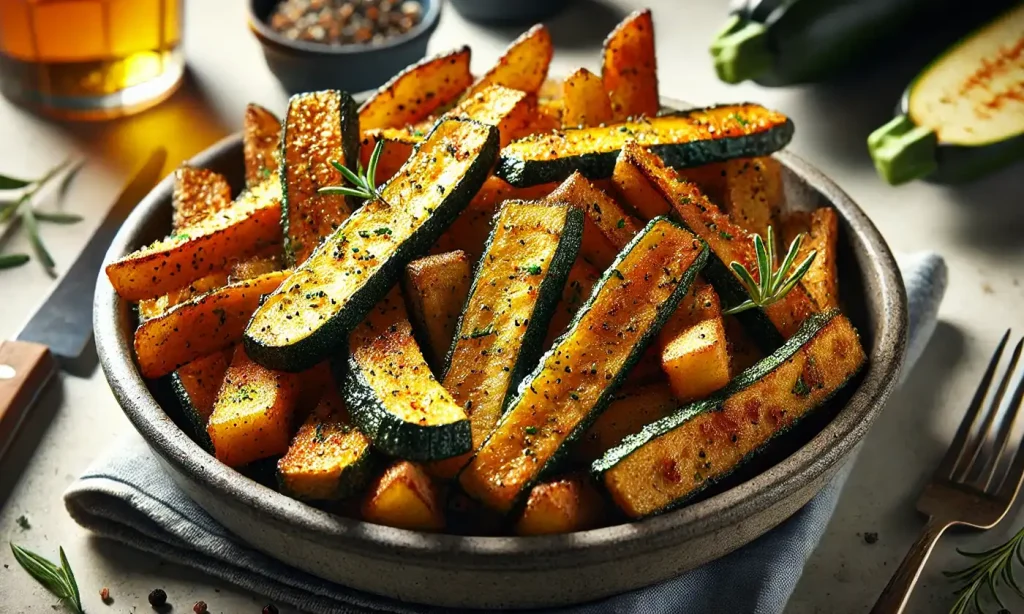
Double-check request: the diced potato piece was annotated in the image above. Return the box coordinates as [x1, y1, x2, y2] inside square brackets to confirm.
[172, 166, 233, 232]
[781, 207, 840, 311]
[207, 345, 301, 467]
[661, 318, 731, 402]
[359, 47, 473, 131]
[361, 461, 445, 532]
[466, 24, 552, 98]
[602, 9, 658, 120]
[657, 281, 721, 347]
[611, 149, 673, 220]
[577, 382, 677, 462]
[562, 68, 613, 128]
[402, 251, 473, 370]
[451, 84, 536, 147]
[515, 477, 605, 536]
[534, 99, 564, 132]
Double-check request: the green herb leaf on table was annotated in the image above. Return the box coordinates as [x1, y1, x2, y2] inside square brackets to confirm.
[945, 526, 1024, 614]
[0, 173, 33, 190]
[9, 543, 83, 614]
[0, 159, 81, 273]
[723, 226, 816, 315]
[0, 253, 29, 270]
[318, 139, 391, 207]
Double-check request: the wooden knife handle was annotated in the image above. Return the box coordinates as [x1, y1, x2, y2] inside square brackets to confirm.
[0, 340, 57, 460]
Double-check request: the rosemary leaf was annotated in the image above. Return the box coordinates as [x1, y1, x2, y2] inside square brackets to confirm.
[10, 543, 83, 613]
[21, 208, 56, 272]
[0, 173, 33, 190]
[723, 226, 815, 316]
[59, 547, 82, 612]
[33, 211, 84, 224]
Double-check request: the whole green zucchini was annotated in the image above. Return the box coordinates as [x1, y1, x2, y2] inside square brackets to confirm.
[868, 4, 1024, 185]
[710, 0, 1017, 86]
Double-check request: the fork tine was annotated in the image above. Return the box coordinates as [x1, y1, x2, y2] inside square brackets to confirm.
[935, 329, 1010, 480]
[993, 371, 1024, 499]
[963, 337, 1024, 484]
[978, 337, 1019, 491]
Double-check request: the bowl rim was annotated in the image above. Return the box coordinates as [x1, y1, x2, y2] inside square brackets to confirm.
[94, 98, 908, 567]
[248, 0, 442, 56]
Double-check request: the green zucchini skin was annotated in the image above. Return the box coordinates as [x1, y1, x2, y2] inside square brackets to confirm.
[442, 202, 585, 399]
[336, 358, 472, 462]
[459, 217, 709, 512]
[495, 105, 794, 187]
[170, 372, 215, 453]
[280, 90, 360, 265]
[244, 119, 500, 372]
[593, 309, 864, 517]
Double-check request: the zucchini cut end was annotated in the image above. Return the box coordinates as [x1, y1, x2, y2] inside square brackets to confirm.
[709, 17, 771, 85]
[867, 115, 938, 186]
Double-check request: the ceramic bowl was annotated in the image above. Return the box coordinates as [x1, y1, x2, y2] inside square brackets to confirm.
[94, 97, 908, 609]
[248, 0, 442, 94]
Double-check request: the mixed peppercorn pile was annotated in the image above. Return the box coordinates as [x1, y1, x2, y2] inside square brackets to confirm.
[269, 0, 423, 46]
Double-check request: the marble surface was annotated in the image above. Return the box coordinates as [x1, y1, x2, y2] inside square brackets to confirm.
[1, 1, 1022, 612]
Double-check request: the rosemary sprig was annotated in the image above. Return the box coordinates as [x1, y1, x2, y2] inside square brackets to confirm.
[0, 159, 82, 274]
[9, 543, 83, 613]
[945, 526, 1024, 614]
[723, 226, 816, 315]
[318, 139, 391, 206]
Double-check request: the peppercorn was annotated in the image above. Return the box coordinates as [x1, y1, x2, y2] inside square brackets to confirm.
[269, 0, 423, 46]
[263, 605, 280, 614]
[193, 601, 208, 614]
[148, 588, 167, 607]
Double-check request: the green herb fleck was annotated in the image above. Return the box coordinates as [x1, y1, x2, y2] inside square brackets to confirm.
[174, 233, 191, 241]
[719, 230, 733, 240]
[524, 426, 538, 435]
[313, 423, 327, 443]
[412, 129, 425, 137]
[467, 325, 495, 339]
[792, 375, 811, 397]
[232, 384, 257, 403]
[521, 264, 542, 275]
[374, 227, 392, 236]
[261, 166, 272, 179]
[731, 113, 750, 127]
[616, 218, 626, 229]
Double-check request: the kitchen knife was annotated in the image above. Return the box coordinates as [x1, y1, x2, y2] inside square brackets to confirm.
[0, 148, 166, 460]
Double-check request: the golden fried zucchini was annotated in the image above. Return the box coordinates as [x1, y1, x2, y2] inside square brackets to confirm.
[721, 157, 784, 244]
[359, 46, 473, 131]
[602, 9, 659, 120]
[548, 171, 643, 252]
[133, 270, 289, 379]
[402, 251, 473, 371]
[543, 257, 601, 348]
[781, 207, 840, 311]
[576, 381, 677, 462]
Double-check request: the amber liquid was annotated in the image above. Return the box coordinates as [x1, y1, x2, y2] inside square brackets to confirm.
[0, 0, 184, 120]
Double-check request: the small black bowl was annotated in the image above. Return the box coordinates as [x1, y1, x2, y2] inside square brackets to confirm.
[449, 0, 568, 25]
[249, 0, 441, 95]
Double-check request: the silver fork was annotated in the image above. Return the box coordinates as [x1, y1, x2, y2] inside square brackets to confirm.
[872, 330, 1024, 614]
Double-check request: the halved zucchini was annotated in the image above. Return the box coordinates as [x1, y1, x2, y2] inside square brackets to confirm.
[543, 257, 601, 348]
[547, 171, 643, 268]
[207, 345, 302, 468]
[562, 68, 614, 129]
[594, 309, 866, 518]
[244, 118, 499, 372]
[459, 217, 708, 513]
[170, 348, 233, 451]
[134, 270, 289, 379]
[496, 104, 794, 187]
[781, 207, 840, 311]
[431, 201, 584, 478]
[515, 476, 606, 535]
[576, 381, 677, 463]
[361, 461, 446, 532]
[432, 176, 561, 261]
[402, 251, 473, 371]
[359, 46, 473, 131]
[106, 179, 283, 302]
[281, 90, 360, 265]
[171, 166, 232, 232]
[243, 103, 282, 188]
[277, 384, 374, 501]
[602, 9, 659, 120]
[342, 289, 470, 461]
[465, 24, 552, 98]
[613, 141, 817, 349]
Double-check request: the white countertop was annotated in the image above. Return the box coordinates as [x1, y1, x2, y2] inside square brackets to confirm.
[2, 1, 1022, 612]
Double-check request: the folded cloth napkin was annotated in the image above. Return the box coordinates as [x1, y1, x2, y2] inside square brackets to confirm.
[66, 252, 948, 614]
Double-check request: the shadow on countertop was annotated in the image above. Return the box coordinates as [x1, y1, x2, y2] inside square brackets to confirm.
[469, 0, 627, 49]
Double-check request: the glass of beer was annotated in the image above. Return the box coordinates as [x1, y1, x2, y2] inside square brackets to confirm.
[0, 0, 184, 121]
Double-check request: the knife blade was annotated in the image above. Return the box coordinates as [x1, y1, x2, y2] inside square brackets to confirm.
[0, 148, 167, 460]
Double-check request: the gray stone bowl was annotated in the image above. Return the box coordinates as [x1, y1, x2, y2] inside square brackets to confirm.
[94, 98, 908, 609]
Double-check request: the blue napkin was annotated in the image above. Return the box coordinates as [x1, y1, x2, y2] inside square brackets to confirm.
[65, 252, 947, 614]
